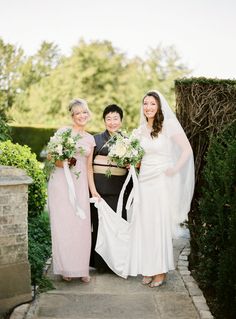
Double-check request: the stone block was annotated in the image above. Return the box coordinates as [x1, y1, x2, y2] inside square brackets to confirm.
[182, 275, 195, 283]
[177, 266, 188, 271]
[1, 224, 27, 236]
[188, 286, 203, 296]
[0, 195, 10, 205]
[16, 234, 27, 244]
[9, 303, 30, 319]
[195, 302, 209, 311]
[178, 260, 189, 267]
[0, 235, 16, 246]
[181, 249, 191, 255]
[179, 254, 188, 260]
[0, 262, 32, 315]
[192, 295, 207, 303]
[179, 270, 191, 275]
[199, 310, 214, 318]
[2, 205, 13, 215]
[0, 215, 8, 224]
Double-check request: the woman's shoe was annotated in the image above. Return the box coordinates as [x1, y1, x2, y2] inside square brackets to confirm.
[80, 276, 91, 283]
[141, 276, 153, 285]
[149, 280, 164, 288]
[149, 273, 166, 288]
[62, 276, 72, 282]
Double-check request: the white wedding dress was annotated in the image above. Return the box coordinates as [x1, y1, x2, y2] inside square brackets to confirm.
[126, 125, 177, 276]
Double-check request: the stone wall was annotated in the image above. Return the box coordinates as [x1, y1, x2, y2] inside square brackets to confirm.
[0, 165, 32, 316]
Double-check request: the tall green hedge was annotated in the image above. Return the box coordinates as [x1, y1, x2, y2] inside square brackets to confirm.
[10, 125, 57, 160]
[197, 121, 236, 318]
[0, 118, 12, 141]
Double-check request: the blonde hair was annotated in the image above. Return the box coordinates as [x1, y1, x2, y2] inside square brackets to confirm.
[68, 98, 91, 117]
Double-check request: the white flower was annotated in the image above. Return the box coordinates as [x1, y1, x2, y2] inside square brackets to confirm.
[56, 144, 63, 156]
[131, 149, 138, 157]
[50, 136, 58, 143]
[111, 142, 127, 157]
[67, 137, 74, 144]
[123, 138, 130, 145]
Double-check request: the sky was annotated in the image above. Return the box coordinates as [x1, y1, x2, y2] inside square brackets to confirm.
[0, 0, 236, 79]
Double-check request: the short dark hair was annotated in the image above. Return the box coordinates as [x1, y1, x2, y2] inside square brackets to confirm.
[102, 104, 123, 120]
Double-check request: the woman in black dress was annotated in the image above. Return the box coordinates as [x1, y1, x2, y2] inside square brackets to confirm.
[90, 104, 131, 272]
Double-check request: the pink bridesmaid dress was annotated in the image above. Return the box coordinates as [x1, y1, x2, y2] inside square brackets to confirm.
[48, 128, 95, 277]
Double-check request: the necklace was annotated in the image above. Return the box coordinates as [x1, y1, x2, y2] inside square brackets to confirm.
[72, 126, 85, 135]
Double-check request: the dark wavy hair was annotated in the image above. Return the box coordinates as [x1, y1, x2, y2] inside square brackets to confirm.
[143, 91, 164, 138]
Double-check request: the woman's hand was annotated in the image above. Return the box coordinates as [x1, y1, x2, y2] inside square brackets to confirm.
[126, 162, 141, 169]
[91, 190, 101, 200]
[165, 167, 177, 176]
[55, 160, 64, 168]
[135, 162, 141, 169]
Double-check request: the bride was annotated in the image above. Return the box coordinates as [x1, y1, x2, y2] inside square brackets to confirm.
[92, 90, 195, 287]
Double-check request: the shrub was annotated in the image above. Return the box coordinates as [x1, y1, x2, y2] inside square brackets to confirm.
[0, 140, 47, 217]
[28, 212, 52, 290]
[197, 121, 236, 318]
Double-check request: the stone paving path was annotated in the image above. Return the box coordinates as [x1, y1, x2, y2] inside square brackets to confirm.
[23, 237, 202, 319]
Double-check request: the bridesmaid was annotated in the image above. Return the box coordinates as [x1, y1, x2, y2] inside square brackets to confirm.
[48, 98, 99, 282]
[90, 104, 132, 272]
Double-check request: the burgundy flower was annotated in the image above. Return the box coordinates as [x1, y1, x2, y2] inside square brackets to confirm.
[68, 157, 77, 167]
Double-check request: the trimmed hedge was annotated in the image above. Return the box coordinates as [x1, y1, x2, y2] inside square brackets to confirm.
[196, 122, 236, 318]
[0, 118, 12, 141]
[175, 77, 236, 85]
[10, 125, 57, 160]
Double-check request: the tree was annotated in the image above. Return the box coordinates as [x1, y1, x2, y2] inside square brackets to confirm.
[8, 40, 191, 131]
[0, 38, 24, 118]
[8, 41, 62, 114]
[143, 45, 191, 107]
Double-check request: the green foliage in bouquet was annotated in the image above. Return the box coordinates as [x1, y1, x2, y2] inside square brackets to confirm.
[0, 140, 47, 217]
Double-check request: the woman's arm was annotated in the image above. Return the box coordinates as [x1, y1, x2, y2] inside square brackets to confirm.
[165, 133, 193, 176]
[87, 149, 100, 198]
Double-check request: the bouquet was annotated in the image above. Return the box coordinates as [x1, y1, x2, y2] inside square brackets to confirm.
[44, 128, 85, 178]
[106, 131, 144, 176]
